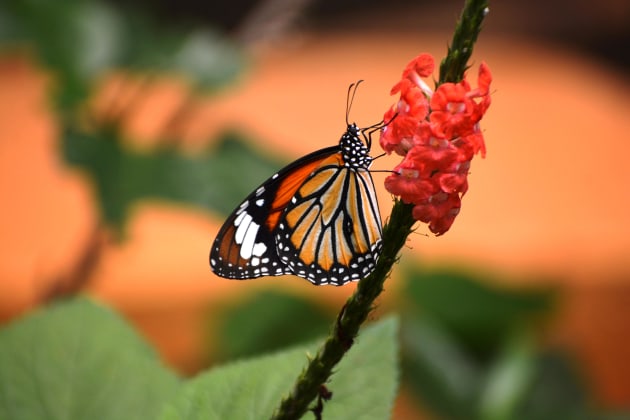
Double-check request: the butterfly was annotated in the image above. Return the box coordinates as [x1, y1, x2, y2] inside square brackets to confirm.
[209, 82, 386, 286]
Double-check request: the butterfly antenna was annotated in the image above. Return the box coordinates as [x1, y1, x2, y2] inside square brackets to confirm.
[346, 79, 364, 125]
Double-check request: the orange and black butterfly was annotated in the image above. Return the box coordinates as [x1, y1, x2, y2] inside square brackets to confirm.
[210, 82, 385, 286]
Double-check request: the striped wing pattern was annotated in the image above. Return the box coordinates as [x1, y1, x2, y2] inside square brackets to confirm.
[276, 154, 382, 285]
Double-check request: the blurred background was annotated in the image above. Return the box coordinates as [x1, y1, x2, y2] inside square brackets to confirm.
[0, 0, 629, 418]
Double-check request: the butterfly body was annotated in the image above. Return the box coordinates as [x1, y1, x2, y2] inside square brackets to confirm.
[210, 121, 384, 286]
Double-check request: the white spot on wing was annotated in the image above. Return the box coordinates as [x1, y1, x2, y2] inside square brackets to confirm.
[234, 213, 252, 244]
[234, 210, 247, 226]
[239, 220, 259, 259]
[252, 242, 267, 257]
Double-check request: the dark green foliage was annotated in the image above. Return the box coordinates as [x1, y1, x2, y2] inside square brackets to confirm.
[214, 290, 333, 361]
[2, 0, 251, 235]
[400, 265, 622, 420]
[405, 267, 554, 357]
[0, 0, 243, 111]
[63, 127, 284, 235]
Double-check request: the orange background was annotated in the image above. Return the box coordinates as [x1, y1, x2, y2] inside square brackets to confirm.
[1, 27, 629, 414]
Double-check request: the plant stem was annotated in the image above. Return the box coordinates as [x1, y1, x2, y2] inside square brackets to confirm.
[40, 223, 107, 303]
[271, 200, 415, 420]
[439, 0, 489, 84]
[271, 1, 489, 418]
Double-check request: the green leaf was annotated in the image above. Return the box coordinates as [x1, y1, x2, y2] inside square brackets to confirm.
[478, 333, 536, 420]
[516, 352, 593, 420]
[160, 316, 399, 420]
[115, 17, 244, 91]
[0, 0, 244, 111]
[164, 29, 244, 90]
[0, 298, 179, 420]
[401, 318, 480, 420]
[62, 127, 285, 235]
[405, 267, 555, 356]
[0, 0, 126, 109]
[323, 317, 399, 420]
[70, 1, 125, 79]
[214, 290, 333, 361]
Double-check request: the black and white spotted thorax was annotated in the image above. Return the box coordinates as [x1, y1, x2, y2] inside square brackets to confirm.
[340, 123, 372, 169]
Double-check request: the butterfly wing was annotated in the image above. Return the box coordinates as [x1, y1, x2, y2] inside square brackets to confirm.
[210, 146, 340, 279]
[276, 154, 383, 286]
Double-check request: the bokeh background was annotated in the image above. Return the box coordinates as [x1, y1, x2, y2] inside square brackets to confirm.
[1, 0, 629, 418]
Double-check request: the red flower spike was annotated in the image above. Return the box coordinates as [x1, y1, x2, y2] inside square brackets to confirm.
[380, 53, 492, 235]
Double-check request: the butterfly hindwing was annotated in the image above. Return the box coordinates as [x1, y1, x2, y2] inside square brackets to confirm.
[209, 146, 340, 279]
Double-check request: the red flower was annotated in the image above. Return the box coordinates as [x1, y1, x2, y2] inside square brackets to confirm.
[412, 193, 461, 235]
[399, 53, 435, 88]
[380, 54, 492, 235]
[384, 167, 435, 204]
[430, 82, 476, 138]
[380, 54, 434, 156]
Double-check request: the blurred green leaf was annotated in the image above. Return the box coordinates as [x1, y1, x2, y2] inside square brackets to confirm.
[0, 0, 126, 109]
[160, 316, 399, 420]
[324, 316, 399, 420]
[516, 352, 593, 420]
[72, 1, 125, 78]
[401, 317, 481, 420]
[479, 333, 536, 420]
[214, 290, 333, 361]
[0, 297, 179, 420]
[158, 29, 244, 89]
[400, 267, 627, 420]
[0, 0, 244, 110]
[112, 15, 244, 90]
[593, 413, 630, 420]
[62, 127, 284, 234]
[405, 267, 555, 356]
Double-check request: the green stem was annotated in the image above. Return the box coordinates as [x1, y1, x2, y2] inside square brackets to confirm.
[439, 0, 489, 84]
[271, 1, 489, 418]
[271, 200, 415, 420]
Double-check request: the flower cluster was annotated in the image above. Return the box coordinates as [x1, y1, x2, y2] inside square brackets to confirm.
[380, 53, 492, 235]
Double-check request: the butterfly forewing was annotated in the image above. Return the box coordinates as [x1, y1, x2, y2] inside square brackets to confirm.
[209, 147, 339, 279]
[275, 162, 382, 285]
